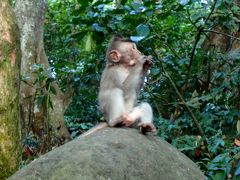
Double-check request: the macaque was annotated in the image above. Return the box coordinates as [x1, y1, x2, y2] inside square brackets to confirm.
[82, 35, 156, 137]
[100, 35, 156, 132]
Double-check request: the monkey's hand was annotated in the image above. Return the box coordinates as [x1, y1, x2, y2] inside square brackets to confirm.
[142, 56, 152, 71]
[138, 122, 156, 134]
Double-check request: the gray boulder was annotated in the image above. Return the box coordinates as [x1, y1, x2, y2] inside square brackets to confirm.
[9, 128, 205, 180]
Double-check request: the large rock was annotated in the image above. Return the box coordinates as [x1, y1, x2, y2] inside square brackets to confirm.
[9, 128, 205, 180]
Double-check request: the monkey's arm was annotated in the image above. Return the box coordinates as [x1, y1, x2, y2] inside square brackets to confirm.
[122, 57, 152, 96]
[122, 64, 142, 92]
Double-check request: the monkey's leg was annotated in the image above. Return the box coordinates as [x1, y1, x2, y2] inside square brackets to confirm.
[127, 103, 152, 122]
[107, 88, 126, 127]
[121, 102, 150, 126]
[128, 102, 156, 134]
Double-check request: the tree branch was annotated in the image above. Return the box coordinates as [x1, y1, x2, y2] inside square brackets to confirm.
[150, 47, 204, 136]
[204, 30, 240, 41]
[162, 69, 204, 136]
[186, 0, 218, 77]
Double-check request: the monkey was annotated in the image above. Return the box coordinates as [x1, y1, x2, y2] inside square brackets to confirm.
[81, 35, 156, 137]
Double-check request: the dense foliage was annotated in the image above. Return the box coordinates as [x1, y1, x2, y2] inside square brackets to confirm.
[44, 0, 240, 179]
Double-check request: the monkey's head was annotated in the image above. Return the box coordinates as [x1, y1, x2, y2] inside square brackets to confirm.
[106, 35, 143, 67]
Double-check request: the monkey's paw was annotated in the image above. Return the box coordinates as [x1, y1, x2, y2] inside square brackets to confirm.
[121, 114, 134, 127]
[138, 122, 157, 134]
[142, 56, 152, 71]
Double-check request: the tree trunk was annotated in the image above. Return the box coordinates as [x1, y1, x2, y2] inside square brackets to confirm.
[0, 1, 21, 178]
[199, 0, 240, 91]
[15, 0, 72, 151]
[202, 0, 240, 52]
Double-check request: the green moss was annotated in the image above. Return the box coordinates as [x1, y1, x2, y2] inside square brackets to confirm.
[0, 4, 21, 179]
[0, 154, 17, 179]
[0, 97, 21, 179]
[0, 85, 21, 178]
[0, 43, 12, 65]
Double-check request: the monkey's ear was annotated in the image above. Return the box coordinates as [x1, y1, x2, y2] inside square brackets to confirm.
[108, 50, 121, 63]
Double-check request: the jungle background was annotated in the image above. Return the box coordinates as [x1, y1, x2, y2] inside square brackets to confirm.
[1, 0, 240, 179]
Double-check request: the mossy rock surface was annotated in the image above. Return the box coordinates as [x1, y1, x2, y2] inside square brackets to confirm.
[9, 128, 205, 180]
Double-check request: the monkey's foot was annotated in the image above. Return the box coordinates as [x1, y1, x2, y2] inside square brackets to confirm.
[121, 114, 134, 127]
[138, 123, 157, 134]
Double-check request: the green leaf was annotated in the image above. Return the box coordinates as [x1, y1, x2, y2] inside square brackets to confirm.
[50, 86, 57, 95]
[151, 67, 160, 76]
[92, 23, 106, 33]
[130, 36, 145, 42]
[136, 24, 150, 37]
[85, 33, 92, 52]
[234, 166, 240, 176]
[131, 2, 144, 13]
[179, 0, 190, 6]
[80, 124, 89, 130]
[214, 171, 226, 180]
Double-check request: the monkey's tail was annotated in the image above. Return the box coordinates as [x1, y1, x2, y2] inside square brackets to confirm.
[80, 122, 108, 137]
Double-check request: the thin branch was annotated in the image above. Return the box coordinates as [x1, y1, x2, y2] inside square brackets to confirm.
[186, 9, 199, 29]
[187, 0, 218, 77]
[204, 0, 218, 24]
[204, 30, 240, 41]
[150, 25, 204, 136]
[153, 33, 182, 59]
[150, 47, 204, 136]
[149, 76, 162, 85]
[162, 69, 204, 136]
[238, 84, 240, 118]
[145, 86, 162, 118]
[187, 26, 203, 73]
